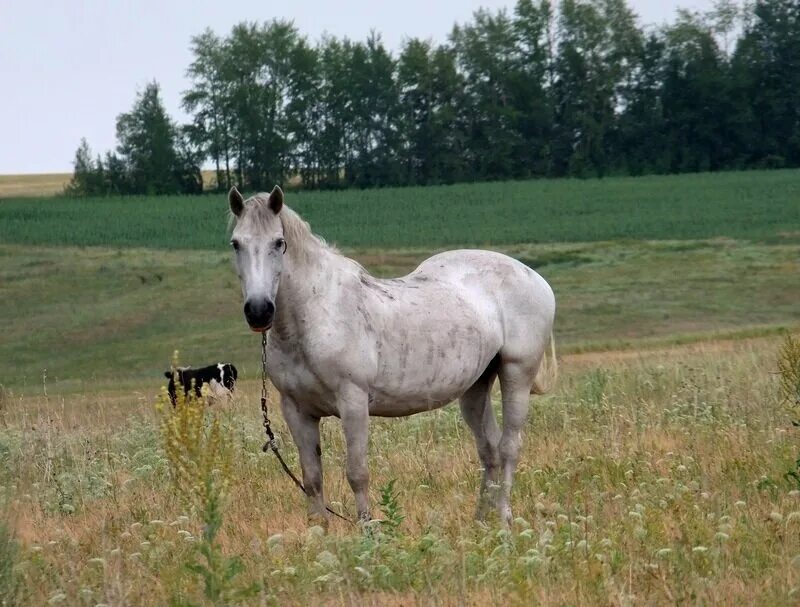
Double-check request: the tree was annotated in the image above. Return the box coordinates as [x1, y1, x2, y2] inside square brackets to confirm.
[399, 38, 438, 185]
[613, 32, 668, 174]
[70, 2, 800, 197]
[285, 38, 323, 188]
[659, 10, 733, 172]
[224, 20, 305, 189]
[65, 138, 103, 196]
[116, 81, 189, 194]
[707, 0, 742, 56]
[513, 0, 557, 176]
[174, 127, 205, 194]
[732, 0, 800, 167]
[345, 33, 403, 188]
[102, 151, 130, 195]
[314, 36, 351, 188]
[451, 9, 525, 180]
[552, 0, 643, 177]
[183, 29, 233, 190]
[69, 81, 201, 196]
[398, 39, 466, 184]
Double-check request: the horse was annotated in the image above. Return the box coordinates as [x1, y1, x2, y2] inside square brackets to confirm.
[227, 185, 557, 525]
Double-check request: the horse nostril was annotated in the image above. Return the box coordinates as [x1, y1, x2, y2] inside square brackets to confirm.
[244, 298, 275, 328]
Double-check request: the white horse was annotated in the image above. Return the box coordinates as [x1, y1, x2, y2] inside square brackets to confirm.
[228, 186, 557, 525]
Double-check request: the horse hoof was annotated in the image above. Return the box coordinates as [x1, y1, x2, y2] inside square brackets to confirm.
[308, 512, 331, 530]
[499, 506, 513, 528]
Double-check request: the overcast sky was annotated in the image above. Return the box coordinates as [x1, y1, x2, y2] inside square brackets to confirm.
[0, 0, 714, 174]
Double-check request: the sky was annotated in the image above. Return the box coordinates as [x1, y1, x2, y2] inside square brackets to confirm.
[0, 0, 715, 174]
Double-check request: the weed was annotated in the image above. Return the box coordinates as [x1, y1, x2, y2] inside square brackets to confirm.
[0, 521, 19, 607]
[777, 332, 800, 414]
[777, 333, 800, 487]
[178, 477, 259, 606]
[377, 479, 405, 535]
[0, 385, 8, 428]
[159, 361, 258, 606]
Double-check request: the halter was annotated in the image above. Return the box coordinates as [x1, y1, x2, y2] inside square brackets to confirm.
[258, 328, 353, 524]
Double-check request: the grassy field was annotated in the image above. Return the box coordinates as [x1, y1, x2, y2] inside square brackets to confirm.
[1, 338, 798, 605]
[1, 170, 799, 604]
[1, 170, 799, 249]
[1, 239, 798, 391]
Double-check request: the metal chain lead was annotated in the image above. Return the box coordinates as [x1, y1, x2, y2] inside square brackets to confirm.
[258, 329, 353, 524]
[260, 330, 277, 450]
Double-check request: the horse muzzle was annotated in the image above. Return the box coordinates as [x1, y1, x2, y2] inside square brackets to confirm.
[244, 298, 275, 332]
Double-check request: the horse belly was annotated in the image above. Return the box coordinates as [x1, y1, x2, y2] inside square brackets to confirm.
[369, 320, 499, 417]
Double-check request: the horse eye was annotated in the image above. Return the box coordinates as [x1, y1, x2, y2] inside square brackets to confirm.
[230, 240, 240, 251]
[275, 238, 286, 251]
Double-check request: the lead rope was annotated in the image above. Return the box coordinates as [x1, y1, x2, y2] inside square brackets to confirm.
[259, 331, 353, 524]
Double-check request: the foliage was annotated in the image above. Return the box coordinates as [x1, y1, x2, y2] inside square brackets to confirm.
[67, 83, 202, 196]
[377, 479, 405, 535]
[159, 357, 258, 605]
[64, 139, 104, 197]
[177, 476, 260, 606]
[160, 381, 231, 508]
[62, 0, 800, 194]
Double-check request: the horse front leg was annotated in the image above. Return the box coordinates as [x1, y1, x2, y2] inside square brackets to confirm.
[337, 384, 371, 522]
[281, 395, 328, 525]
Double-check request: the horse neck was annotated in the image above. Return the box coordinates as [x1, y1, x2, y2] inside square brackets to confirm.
[272, 240, 344, 339]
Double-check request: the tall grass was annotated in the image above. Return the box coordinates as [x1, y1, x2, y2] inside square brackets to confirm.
[1, 170, 799, 249]
[1, 338, 798, 604]
[0, 521, 20, 607]
[778, 333, 800, 489]
[158, 363, 259, 605]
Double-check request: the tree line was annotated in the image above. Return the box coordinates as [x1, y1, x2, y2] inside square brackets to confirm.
[69, 0, 800, 196]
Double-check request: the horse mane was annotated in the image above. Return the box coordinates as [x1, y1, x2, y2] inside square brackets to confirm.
[235, 193, 360, 272]
[280, 206, 331, 257]
[278, 203, 371, 278]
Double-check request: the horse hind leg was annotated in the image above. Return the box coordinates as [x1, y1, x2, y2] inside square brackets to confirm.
[459, 356, 501, 521]
[497, 359, 536, 526]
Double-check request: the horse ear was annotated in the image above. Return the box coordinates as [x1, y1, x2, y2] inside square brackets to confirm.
[229, 186, 244, 217]
[268, 185, 284, 214]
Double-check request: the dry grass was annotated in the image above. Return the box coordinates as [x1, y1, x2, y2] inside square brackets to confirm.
[0, 171, 224, 198]
[1, 337, 798, 605]
[0, 173, 72, 198]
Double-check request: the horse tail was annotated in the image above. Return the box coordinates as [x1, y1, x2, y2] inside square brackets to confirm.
[531, 331, 558, 395]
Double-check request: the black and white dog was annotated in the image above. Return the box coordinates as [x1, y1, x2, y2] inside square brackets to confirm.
[165, 363, 238, 406]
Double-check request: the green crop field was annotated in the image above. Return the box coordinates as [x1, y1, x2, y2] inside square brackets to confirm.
[1, 170, 799, 606]
[1, 170, 799, 250]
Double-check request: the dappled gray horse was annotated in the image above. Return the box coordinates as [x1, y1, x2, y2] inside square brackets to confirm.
[228, 186, 557, 525]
